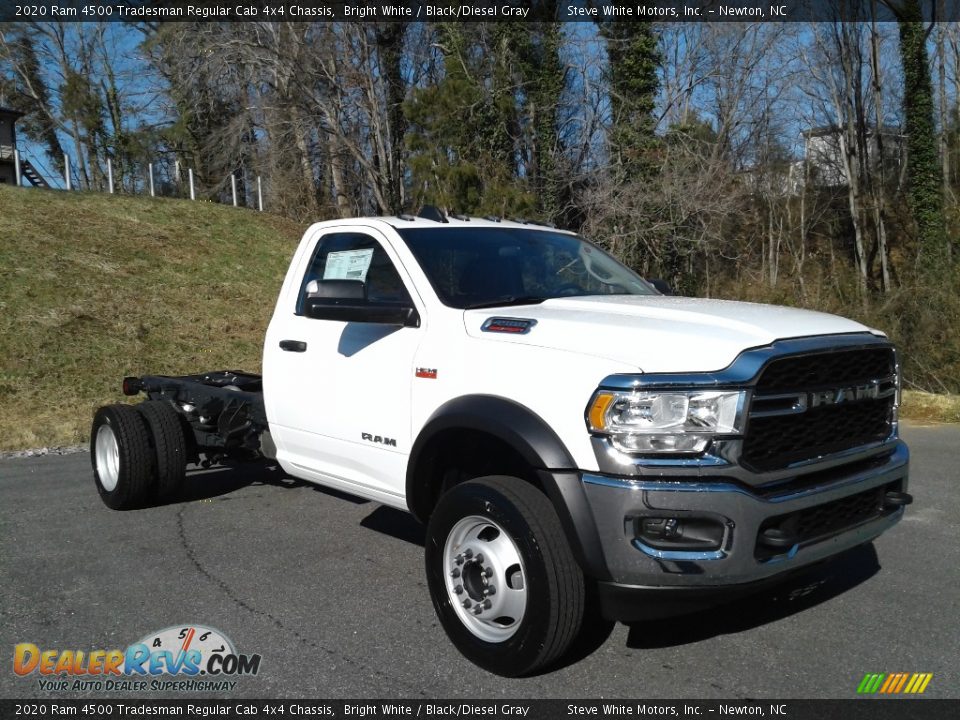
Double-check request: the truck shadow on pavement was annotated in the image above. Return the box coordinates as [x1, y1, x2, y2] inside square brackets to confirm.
[162, 462, 268, 504]
[360, 505, 426, 546]
[350, 505, 883, 655]
[169, 464, 880, 662]
[166, 460, 372, 506]
[625, 543, 881, 648]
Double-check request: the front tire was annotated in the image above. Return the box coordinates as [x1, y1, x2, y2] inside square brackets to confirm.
[91, 404, 157, 510]
[425, 476, 585, 677]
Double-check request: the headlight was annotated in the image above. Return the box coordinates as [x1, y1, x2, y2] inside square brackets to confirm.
[587, 389, 747, 454]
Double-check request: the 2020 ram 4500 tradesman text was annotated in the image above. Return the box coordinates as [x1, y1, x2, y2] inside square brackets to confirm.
[91, 211, 911, 676]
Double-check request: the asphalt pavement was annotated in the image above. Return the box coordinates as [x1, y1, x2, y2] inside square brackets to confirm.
[1, 424, 957, 699]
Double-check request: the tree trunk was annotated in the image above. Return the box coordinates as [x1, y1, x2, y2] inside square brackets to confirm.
[934, 13, 951, 260]
[869, 12, 892, 292]
[328, 135, 352, 217]
[895, 0, 949, 273]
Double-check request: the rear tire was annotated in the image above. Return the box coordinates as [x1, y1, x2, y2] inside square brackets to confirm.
[91, 404, 157, 510]
[137, 400, 188, 499]
[425, 476, 585, 677]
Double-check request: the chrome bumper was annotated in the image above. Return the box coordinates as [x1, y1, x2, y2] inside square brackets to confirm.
[580, 441, 909, 588]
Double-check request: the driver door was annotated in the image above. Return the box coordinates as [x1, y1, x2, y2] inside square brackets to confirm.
[264, 227, 424, 504]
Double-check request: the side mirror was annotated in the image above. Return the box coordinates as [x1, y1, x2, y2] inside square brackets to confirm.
[646, 278, 674, 296]
[303, 281, 419, 327]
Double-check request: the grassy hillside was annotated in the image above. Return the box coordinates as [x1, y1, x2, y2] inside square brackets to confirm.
[0, 186, 303, 451]
[1, 186, 955, 452]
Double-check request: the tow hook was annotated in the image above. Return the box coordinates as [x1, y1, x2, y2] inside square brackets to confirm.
[883, 491, 913, 509]
[759, 527, 799, 548]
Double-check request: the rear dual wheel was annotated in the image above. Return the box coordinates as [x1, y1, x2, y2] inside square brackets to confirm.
[137, 400, 188, 499]
[91, 401, 187, 510]
[91, 404, 154, 510]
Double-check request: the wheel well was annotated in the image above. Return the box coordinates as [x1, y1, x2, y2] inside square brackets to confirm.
[407, 428, 544, 522]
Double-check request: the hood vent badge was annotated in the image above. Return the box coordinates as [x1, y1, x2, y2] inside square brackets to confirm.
[481, 317, 538, 335]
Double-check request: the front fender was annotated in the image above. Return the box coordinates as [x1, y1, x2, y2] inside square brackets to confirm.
[407, 395, 611, 581]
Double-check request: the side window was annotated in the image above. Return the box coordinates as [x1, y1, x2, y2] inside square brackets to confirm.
[296, 232, 412, 314]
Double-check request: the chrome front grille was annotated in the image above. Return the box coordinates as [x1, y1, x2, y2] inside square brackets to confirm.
[741, 348, 896, 473]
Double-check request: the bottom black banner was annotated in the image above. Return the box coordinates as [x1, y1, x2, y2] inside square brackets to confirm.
[0, 700, 956, 720]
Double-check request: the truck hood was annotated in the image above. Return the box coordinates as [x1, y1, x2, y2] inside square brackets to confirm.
[464, 295, 879, 373]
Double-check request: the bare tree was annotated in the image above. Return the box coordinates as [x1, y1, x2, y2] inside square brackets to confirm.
[801, 15, 896, 303]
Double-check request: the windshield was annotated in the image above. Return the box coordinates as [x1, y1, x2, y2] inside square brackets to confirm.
[396, 227, 657, 309]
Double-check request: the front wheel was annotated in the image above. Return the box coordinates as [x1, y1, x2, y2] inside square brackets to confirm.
[425, 476, 585, 677]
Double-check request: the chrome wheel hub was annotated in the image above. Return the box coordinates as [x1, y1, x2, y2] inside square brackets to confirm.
[95, 424, 120, 492]
[443, 515, 526, 642]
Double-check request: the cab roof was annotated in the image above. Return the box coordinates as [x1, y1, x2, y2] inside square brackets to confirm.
[307, 207, 575, 234]
[384, 214, 570, 232]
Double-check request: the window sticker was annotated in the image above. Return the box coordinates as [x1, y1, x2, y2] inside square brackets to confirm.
[323, 248, 374, 281]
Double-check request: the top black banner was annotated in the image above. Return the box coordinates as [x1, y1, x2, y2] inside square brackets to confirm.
[1, 0, 958, 23]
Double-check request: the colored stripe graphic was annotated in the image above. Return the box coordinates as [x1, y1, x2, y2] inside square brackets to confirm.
[858, 673, 933, 694]
[857, 674, 884, 694]
[879, 674, 897, 693]
[904, 674, 920, 694]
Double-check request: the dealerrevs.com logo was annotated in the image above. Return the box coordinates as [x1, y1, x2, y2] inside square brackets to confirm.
[13, 625, 261, 692]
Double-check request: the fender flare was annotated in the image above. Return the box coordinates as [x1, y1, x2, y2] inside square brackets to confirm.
[406, 395, 611, 581]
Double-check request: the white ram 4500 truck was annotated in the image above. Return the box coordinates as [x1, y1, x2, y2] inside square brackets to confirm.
[91, 211, 911, 676]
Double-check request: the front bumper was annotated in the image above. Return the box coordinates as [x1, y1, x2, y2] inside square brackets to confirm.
[578, 440, 909, 619]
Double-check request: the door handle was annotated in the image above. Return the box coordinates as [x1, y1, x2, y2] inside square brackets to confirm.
[279, 340, 307, 352]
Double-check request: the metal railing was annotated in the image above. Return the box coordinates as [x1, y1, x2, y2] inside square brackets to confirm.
[8, 150, 266, 211]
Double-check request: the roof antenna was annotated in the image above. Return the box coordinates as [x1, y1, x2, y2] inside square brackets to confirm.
[418, 205, 448, 223]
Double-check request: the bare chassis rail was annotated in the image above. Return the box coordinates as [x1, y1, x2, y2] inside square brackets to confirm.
[124, 370, 268, 459]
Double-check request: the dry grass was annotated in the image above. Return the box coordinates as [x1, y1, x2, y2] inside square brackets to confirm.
[0, 186, 303, 451]
[2, 187, 955, 451]
[900, 391, 960, 424]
